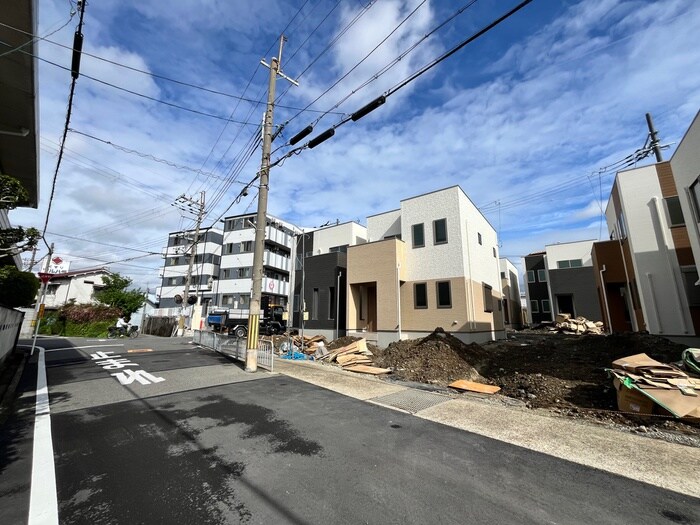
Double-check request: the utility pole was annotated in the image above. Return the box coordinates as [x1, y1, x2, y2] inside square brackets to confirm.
[31, 243, 54, 355]
[646, 112, 663, 162]
[176, 191, 205, 336]
[246, 36, 298, 372]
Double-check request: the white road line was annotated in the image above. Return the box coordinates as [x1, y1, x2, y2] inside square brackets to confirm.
[45, 344, 124, 353]
[28, 346, 59, 525]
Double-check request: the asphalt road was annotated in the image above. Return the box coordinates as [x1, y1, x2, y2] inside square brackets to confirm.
[1, 335, 698, 524]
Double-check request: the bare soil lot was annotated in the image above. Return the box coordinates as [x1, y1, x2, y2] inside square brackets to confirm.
[332, 329, 699, 439]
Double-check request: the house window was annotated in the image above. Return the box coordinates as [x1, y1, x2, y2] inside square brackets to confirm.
[329, 287, 336, 320]
[492, 247, 497, 258]
[241, 241, 253, 252]
[557, 259, 583, 269]
[222, 294, 234, 305]
[168, 277, 178, 286]
[437, 281, 452, 308]
[224, 243, 234, 255]
[680, 267, 700, 307]
[47, 284, 59, 296]
[412, 223, 425, 248]
[530, 300, 539, 313]
[414, 283, 428, 309]
[477, 232, 482, 245]
[329, 245, 348, 253]
[542, 299, 551, 313]
[482, 283, 493, 312]
[500, 272, 506, 279]
[665, 196, 685, 226]
[527, 270, 535, 283]
[537, 269, 547, 282]
[434, 218, 448, 245]
[222, 269, 232, 279]
[312, 288, 319, 320]
[690, 179, 700, 222]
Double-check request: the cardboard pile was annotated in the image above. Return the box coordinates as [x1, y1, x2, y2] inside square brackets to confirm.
[608, 353, 700, 420]
[553, 314, 604, 335]
[316, 338, 391, 375]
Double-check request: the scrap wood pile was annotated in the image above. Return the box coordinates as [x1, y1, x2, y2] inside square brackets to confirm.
[316, 338, 391, 375]
[552, 314, 604, 335]
[291, 334, 328, 355]
[608, 353, 700, 420]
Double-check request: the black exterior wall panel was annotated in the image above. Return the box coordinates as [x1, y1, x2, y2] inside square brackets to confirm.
[548, 267, 603, 321]
[293, 252, 347, 332]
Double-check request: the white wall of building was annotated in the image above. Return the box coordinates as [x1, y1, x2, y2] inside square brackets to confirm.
[367, 209, 401, 241]
[312, 222, 367, 254]
[671, 111, 700, 267]
[545, 240, 595, 268]
[43, 271, 110, 308]
[616, 166, 693, 336]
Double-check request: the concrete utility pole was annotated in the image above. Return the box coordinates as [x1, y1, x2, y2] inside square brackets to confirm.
[646, 112, 663, 162]
[31, 243, 54, 355]
[177, 191, 205, 336]
[246, 36, 298, 372]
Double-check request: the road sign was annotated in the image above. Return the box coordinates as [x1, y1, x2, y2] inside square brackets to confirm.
[38, 272, 53, 284]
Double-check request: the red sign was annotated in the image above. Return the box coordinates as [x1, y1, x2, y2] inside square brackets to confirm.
[52, 256, 63, 265]
[38, 272, 53, 284]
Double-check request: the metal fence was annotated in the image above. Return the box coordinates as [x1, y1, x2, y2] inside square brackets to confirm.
[192, 330, 274, 372]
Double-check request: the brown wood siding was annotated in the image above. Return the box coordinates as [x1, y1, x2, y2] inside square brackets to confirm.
[656, 162, 676, 198]
[671, 227, 695, 266]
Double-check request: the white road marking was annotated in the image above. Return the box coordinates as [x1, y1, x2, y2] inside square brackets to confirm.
[28, 346, 59, 525]
[44, 344, 124, 353]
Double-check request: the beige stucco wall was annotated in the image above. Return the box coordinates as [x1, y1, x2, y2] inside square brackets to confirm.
[347, 239, 405, 331]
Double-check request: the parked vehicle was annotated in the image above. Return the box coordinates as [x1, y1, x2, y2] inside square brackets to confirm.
[207, 303, 286, 338]
[107, 325, 139, 339]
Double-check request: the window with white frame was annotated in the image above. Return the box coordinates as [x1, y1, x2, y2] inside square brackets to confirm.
[527, 270, 535, 283]
[537, 269, 547, 282]
[542, 299, 551, 313]
[530, 300, 539, 313]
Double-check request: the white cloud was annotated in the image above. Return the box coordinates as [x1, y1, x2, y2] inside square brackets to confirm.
[10, 0, 700, 290]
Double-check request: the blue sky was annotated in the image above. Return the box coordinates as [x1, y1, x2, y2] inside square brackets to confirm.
[9, 0, 700, 290]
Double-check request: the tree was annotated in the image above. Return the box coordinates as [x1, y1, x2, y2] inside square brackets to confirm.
[0, 174, 40, 255]
[0, 265, 40, 307]
[93, 273, 146, 317]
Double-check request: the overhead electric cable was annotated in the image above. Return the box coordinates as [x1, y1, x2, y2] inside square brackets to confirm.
[40, 0, 87, 247]
[272, 0, 533, 166]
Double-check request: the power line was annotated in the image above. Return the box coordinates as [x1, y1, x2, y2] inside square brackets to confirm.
[0, 20, 346, 116]
[2, 43, 261, 126]
[273, 0, 534, 166]
[67, 128, 251, 185]
[40, 0, 87, 248]
[45, 231, 161, 255]
[0, 13, 75, 58]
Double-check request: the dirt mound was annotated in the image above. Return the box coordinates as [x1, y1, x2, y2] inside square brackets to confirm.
[374, 328, 490, 385]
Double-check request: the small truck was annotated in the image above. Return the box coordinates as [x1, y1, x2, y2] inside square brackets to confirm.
[207, 303, 286, 338]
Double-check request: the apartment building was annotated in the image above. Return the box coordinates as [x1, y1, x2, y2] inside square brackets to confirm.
[158, 227, 223, 308]
[347, 186, 504, 347]
[218, 213, 297, 310]
[592, 158, 700, 338]
[157, 214, 299, 313]
[292, 221, 368, 340]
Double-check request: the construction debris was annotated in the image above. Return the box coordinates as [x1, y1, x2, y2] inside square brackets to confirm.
[288, 334, 328, 355]
[608, 353, 700, 420]
[552, 314, 604, 335]
[448, 380, 500, 394]
[315, 338, 390, 374]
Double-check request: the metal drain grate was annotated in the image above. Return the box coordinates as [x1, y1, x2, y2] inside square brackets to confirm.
[370, 389, 449, 414]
